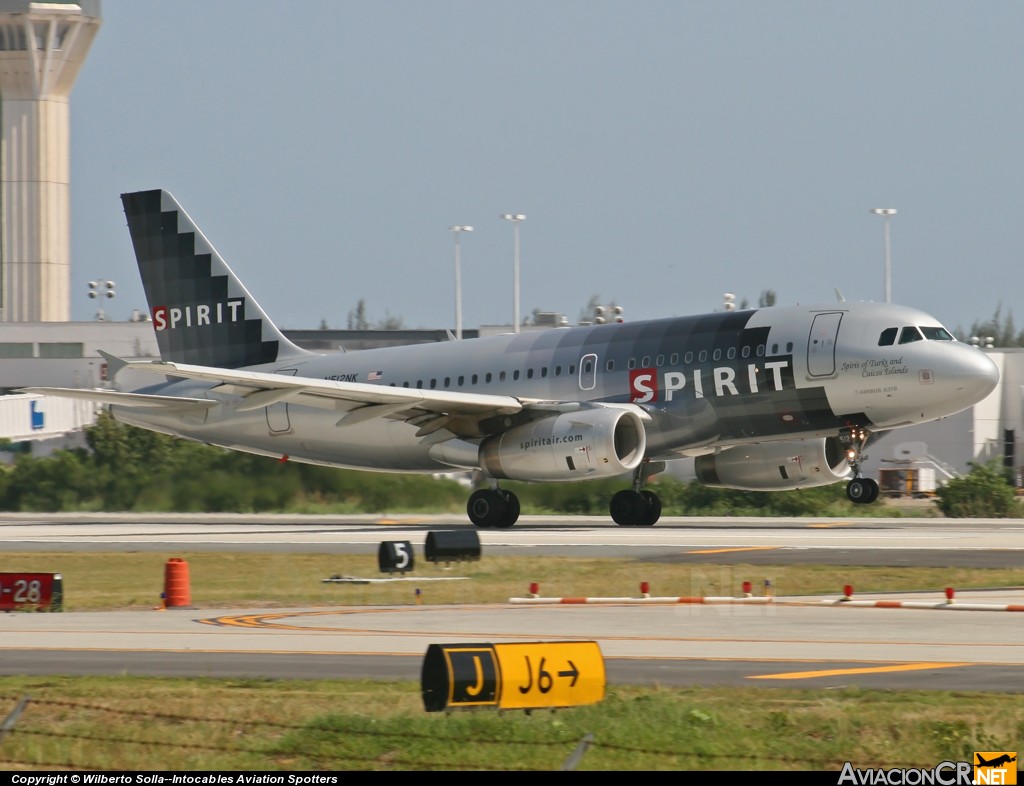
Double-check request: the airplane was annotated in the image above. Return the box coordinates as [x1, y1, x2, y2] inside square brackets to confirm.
[976, 754, 1016, 768]
[21, 189, 1000, 528]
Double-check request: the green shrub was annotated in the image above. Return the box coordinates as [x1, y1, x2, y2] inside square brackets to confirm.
[934, 460, 1022, 518]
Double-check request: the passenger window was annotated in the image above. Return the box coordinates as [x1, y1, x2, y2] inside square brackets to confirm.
[898, 327, 924, 344]
[684, 351, 693, 364]
[712, 349, 721, 361]
[756, 345, 765, 357]
[878, 327, 898, 346]
[605, 360, 614, 371]
[458, 375, 464, 386]
[741, 346, 750, 358]
[771, 343, 778, 354]
[655, 355, 664, 366]
[727, 347, 736, 360]
[670, 353, 679, 364]
[444, 377, 450, 386]
[416, 380, 423, 388]
[471, 374, 478, 384]
[541, 367, 548, 378]
[499, 371, 506, 381]
[402, 381, 409, 388]
[527, 369, 534, 379]
[698, 350, 708, 362]
[627, 358, 636, 369]
[513, 370, 520, 380]
[641, 356, 650, 366]
[569, 364, 576, 374]
[786, 342, 793, 352]
[429, 379, 437, 389]
[485, 372, 492, 383]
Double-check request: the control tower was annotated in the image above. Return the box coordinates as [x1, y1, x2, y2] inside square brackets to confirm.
[0, 0, 101, 322]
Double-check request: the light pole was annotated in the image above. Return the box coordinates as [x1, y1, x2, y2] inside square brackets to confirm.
[500, 214, 526, 332]
[449, 225, 473, 339]
[88, 279, 116, 321]
[870, 208, 897, 303]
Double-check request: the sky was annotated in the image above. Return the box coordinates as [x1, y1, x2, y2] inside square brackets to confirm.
[68, 1, 1024, 337]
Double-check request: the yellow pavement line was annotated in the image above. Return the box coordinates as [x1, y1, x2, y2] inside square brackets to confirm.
[687, 546, 780, 555]
[749, 662, 971, 680]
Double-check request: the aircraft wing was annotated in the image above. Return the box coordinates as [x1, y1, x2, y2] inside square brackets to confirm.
[118, 360, 527, 418]
[17, 387, 218, 411]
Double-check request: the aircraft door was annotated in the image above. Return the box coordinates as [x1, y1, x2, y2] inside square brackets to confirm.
[579, 353, 598, 391]
[807, 312, 843, 377]
[267, 368, 298, 434]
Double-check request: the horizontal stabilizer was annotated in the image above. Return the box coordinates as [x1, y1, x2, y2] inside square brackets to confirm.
[17, 387, 218, 411]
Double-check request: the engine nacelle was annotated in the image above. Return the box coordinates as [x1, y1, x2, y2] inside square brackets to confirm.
[476, 406, 647, 482]
[693, 437, 851, 491]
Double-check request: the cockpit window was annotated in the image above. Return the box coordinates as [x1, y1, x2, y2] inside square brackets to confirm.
[898, 326, 924, 344]
[921, 326, 954, 341]
[878, 327, 898, 346]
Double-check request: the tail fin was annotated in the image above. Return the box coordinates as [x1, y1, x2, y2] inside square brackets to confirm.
[121, 189, 312, 369]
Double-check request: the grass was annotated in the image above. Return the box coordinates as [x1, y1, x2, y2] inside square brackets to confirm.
[1, 677, 1022, 771]
[0, 551, 1022, 771]
[2, 551, 1021, 610]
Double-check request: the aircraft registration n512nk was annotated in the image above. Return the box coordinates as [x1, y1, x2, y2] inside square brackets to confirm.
[23, 190, 1000, 528]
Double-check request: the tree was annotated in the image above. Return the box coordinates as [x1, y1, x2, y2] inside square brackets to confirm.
[964, 304, 1024, 347]
[578, 294, 603, 325]
[347, 299, 369, 330]
[934, 460, 1021, 518]
[376, 311, 405, 330]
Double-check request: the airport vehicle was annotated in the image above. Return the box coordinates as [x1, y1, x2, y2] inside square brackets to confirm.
[22, 190, 1000, 528]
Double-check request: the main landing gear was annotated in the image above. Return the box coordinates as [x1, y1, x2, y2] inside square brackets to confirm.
[467, 461, 667, 529]
[609, 461, 664, 527]
[467, 486, 521, 528]
[842, 426, 880, 505]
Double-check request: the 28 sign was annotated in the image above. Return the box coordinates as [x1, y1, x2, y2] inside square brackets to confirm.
[0, 572, 63, 612]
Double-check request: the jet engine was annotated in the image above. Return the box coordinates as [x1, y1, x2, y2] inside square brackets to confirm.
[431, 406, 646, 482]
[693, 437, 851, 491]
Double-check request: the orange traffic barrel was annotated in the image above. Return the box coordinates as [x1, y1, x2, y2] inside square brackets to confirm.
[164, 558, 192, 607]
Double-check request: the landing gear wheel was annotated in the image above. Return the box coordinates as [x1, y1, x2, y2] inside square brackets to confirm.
[468, 489, 504, 528]
[468, 489, 520, 528]
[846, 477, 879, 505]
[610, 489, 662, 526]
[494, 489, 520, 528]
[610, 489, 642, 526]
[639, 490, 662, 526]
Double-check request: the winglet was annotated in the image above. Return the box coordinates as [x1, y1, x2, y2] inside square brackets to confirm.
[834, 288, 846, 303]
[98, 350, 129, 379]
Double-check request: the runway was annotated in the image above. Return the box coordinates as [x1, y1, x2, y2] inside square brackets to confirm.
[1, 512, 1022, 692]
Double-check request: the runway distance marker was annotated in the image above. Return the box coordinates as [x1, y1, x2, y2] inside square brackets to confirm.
[421, 641, 605, 713]
[0, 572, 62, 612]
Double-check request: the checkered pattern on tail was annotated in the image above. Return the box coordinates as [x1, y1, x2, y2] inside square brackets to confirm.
[121, 190, 307, 369]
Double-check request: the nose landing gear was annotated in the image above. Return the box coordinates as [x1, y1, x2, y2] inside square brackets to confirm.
[842, 426, 879, 504]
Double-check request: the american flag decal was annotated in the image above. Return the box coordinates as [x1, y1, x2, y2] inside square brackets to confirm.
[367, 371, 383, 381]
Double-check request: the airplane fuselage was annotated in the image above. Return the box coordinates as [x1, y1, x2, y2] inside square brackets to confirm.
[112, 301, 997, 474]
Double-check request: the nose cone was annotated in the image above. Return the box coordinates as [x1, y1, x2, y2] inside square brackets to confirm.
[956, 347, 1000, 404]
